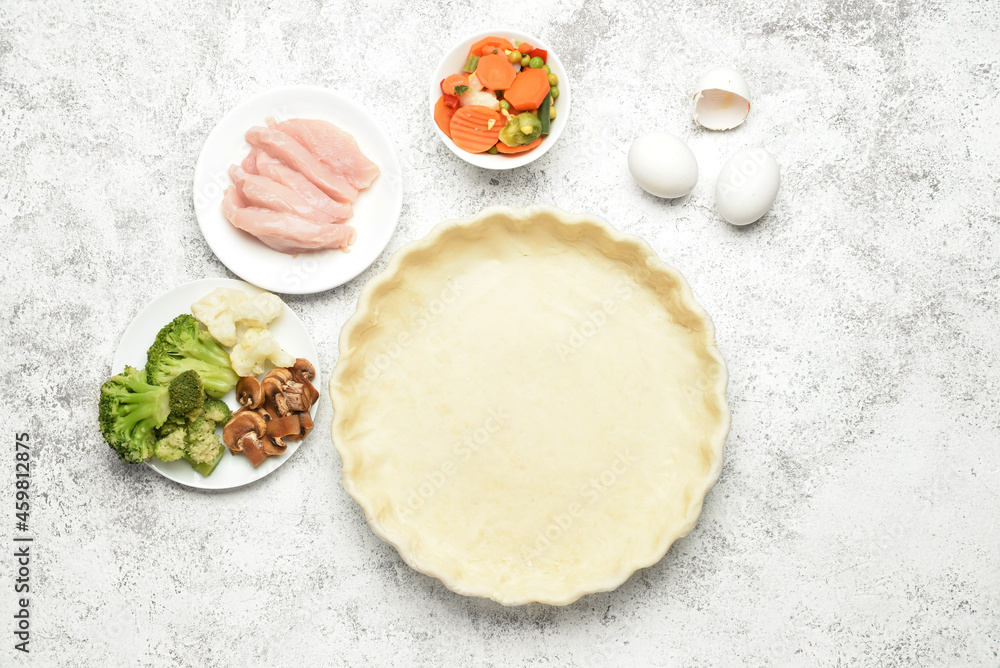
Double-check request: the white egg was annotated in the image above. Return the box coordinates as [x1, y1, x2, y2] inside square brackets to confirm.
[627, 132, 699, 198]
[715, 147, 780, 225]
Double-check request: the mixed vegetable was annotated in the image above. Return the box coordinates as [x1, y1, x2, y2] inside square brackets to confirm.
[99, 315, 237, 475]
[435, 36, 560, 156]
[98, 287, 318, 478]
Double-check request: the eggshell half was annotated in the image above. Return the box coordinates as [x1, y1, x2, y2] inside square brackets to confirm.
[693, 66, 751, 131]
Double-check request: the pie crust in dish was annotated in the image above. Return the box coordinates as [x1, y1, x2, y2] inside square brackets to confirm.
[330, 206, 730, 606]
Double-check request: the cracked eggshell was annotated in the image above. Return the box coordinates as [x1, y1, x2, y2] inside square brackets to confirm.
[693, 66, 751, 131]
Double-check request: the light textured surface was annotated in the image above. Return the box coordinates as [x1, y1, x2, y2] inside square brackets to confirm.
[1, 0, 998, 665]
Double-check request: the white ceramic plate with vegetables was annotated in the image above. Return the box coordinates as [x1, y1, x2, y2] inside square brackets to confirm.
[193, 86, 403, 295]
[430, 30, 570, 169]
[110, 278, 320, 490]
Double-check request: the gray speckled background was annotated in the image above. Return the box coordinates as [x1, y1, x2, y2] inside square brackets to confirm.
[2, 0, 999, 665]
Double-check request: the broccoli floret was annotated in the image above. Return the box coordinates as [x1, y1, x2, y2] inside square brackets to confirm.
[182, 397, 232, 476]
[99, 367, 206, 464]
[98, 366, 171, 464]
[153, 423, 186, 462]
[166, 369, 205, 422]
[202, 398, 232, 424]
[145, 314, 239, 399]
[146, 393, 231, 476]
[185, 415, 225, 466]
[152, 396, 230, 471]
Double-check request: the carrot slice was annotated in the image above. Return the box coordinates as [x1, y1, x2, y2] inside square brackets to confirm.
[517, 43, 534, 54]
[449, 106, 502, 153]
[441, 73, 469, 96]
[469, 36, 515, 57]
[434, 96, 457, 138]
[496, 137, 543, 154]
[475, 53, 517, 90]
[503, 68, 551, 111]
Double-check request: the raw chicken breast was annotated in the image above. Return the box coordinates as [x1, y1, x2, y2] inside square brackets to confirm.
[254, 150, 353, 220]
[241, 147, 260, 175]
[245, 126, 358, 203]
[272, 118, 381, 189]
[222, 186, 356, 254]
[228, 165, 341, 225]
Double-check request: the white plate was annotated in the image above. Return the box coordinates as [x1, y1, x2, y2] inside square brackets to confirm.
[193, 86, 403, 294]
[112, 278, 320, 490]
[429, 30, 571, 170]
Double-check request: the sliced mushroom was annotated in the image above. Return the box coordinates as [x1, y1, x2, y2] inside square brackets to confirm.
[260, 376, 285, 418]
[292, 358, 315, 382]
[297, 411, 314, 440]
[282, 412, 311, 442]
[266, 414, 302, 439]
[263, 435, 287, 456]
[242, 438, 268, 467]
[222, 409, 266, 456]
[258, 363, 320, 429]
[235, 376, 264, 409]
[283, 381, 310, 412]
[286, 376, 319, 409]
[302, 380, 319, 408]
[264, 367, 294, 384]
[290, 360, 319, 405]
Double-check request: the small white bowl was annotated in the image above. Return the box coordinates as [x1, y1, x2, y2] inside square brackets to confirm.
[429, 30, 570, 170]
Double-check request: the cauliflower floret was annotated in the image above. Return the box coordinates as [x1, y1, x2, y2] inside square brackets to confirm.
[235, 292, 283, 327]
[459, 89, 499, 110]
[229, 327, 296, 377]
[191, 288, 247, 347]
[192, 289, 285, 348]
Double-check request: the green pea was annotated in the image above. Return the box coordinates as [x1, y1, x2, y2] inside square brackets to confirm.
[508, 50, 521, 64]
[549, 86, 559, 99]
[547, 73, 558, 86]
[487, 145, 499, 154]
[499, 99, 511, 111]
[521, 55, 530, 67]
[549, 106, 557, 120]
[542, 65, 551, 74]
[529, 56, 544, 69]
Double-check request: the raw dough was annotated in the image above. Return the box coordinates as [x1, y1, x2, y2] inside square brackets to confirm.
[330, 207, 730, 605]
